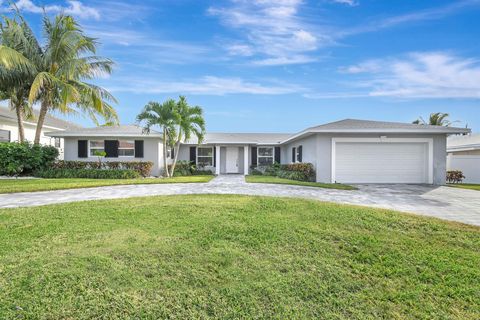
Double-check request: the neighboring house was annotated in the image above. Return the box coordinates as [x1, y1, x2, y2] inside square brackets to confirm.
[447, 134, 480, 183]
[46, 119, 469, 184]
[0, 106, 81, 159]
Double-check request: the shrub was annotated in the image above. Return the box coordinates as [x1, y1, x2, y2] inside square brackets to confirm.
[53, 161, 153, 177]
[35, 168, 140, 179]
[192, 170, 213, 175]
[0, 142, 59, 176]
[447, 170, 465, 184]
[250, 162, 316, 182]
[170, 160, 195, 177]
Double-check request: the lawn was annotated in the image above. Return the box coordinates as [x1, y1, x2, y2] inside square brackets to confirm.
[0, 176, 214, 194]
[0, 195, 478, 319]
[246, 175, 357, 190]
[448, 184, 480, 191]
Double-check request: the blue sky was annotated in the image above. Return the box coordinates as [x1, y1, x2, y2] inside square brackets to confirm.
[2, 0, 480, 132]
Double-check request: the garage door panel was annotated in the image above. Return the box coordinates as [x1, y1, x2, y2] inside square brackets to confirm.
[335, 142, 428, 184]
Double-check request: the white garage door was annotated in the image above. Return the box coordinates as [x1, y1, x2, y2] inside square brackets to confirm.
[335, 142, 429, 184]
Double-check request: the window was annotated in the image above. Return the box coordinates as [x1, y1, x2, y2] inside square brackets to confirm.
[89, 140, 104, 156]
[197, 147, 213, 166]
[0, 129, 10, 142]
[118, 140, 134, 157]
[258, 147, 274, 166]
[54, 138, 61, 148]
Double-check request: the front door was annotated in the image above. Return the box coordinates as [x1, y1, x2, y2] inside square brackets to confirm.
[226, 147, 239, 173]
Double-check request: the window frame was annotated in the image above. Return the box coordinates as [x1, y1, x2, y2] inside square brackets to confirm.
[118, 140, 135, 158]
[88, 140, 105, 157]
[0, 129, 10, 142]
[257, 146, 275, 166]
[196, 146, 214, 167]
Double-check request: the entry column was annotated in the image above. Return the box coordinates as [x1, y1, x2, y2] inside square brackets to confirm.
[215, 145, 221, 175]
[243, 145, 249, 175]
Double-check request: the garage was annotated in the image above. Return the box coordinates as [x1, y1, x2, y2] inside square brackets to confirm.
[333, 138, 432, 184]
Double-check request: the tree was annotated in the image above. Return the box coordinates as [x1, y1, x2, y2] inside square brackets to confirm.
[0, 15, 36, 142]
[412, 112, 454, 126]
[0, 13, 118, 145]
[136, 100, 178, 177]
[169, 96, 205, 177]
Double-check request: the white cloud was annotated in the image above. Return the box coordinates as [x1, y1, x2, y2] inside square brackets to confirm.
[208, 0, 324, 66]
[4, 0, 100, 20]
[107, 76, 304, 95]
[331, 0, 358, 6]
[340, 52, 480, 99]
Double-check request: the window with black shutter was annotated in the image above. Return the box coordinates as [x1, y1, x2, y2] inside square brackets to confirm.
[274, 147, 281, 163]
[78, 140, 88, 158]
[251, 147, 257, 166]
[105, 140, 119, 158]
[135, 140, 144, 158]
[292, 147, 296, 163]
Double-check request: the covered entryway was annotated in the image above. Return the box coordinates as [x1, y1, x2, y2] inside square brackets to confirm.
[215, 145, 250, 175]
[332, 138, 433, 184]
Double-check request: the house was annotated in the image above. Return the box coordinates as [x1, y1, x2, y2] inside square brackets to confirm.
[45, 119, 470, 184]
[447, 134, 480, 183]
[0, 106, 81, 159]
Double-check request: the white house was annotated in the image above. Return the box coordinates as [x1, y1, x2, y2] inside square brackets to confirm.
[46, 119, 470, 184]
[447, 134, 480, 183]
[0, 106, 81, 158]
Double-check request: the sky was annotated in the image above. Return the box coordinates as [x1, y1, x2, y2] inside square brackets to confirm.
[1, 0, 480, 133]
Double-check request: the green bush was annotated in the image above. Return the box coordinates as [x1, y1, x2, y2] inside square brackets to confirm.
[35, 169, 140, 179]
[446, 170, 465, 184]
[53, 161, 153, 177]
[250, 162, 316, 182]
[170, 161, 195, 177]
[0, 142, 59, 176]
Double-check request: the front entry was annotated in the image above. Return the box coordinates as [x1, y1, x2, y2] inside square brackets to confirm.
[226, 147, 240, 173]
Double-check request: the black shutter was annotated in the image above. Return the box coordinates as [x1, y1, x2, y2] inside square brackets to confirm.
[274, 147, 281, 163]
[213, 146, 216, 167]
[297, 145, 303, 162]
[135, 140, 144, 158]
[292, 147, 296, 163]
[189, 146, 196, 164]
[105, 140, 119, 158]
[251, 147, 257, 165]
[171, 147, 175, 159]
[78, 140, 88, 158]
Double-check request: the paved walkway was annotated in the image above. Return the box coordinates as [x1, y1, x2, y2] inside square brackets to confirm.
[1, 175, 479, 226]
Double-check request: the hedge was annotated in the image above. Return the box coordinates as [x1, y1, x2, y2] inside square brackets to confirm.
[53, 161, 153, 177]
[0, 142, 58, 176]
[169, 160, 213, 177]
[35, 168, 140, 179]
[446, 170, 465, 184]
[251, 162, 316, 182]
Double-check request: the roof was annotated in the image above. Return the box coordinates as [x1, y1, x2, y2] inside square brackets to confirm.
[282, 119, 471, 144]
[447, 134, 480, 152]
[184, 132, 292, 145]
[45, 124, 163, 138]
[0, 106, 81, 130]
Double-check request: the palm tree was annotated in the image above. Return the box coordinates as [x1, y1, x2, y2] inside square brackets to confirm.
[0, 16, 35, 142]
[412, 112, 454, 126]
[136, 100, 179, 177]
[170, 96, 205, 176]
[0, 14, 118, 144]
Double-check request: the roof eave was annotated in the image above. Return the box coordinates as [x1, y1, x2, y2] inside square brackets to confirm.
[45, 132, 162, 138]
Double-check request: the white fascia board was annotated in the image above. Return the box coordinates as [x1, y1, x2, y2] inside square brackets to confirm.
[44, 132, 162, 138]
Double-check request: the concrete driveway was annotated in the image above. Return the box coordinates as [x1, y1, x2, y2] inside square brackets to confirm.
[0, 175, 479, 226]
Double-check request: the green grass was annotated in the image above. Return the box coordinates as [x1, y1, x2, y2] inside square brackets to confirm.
[246, 175, 357, 190]
[0, 195, 478, 319]
[448, 184, 480, 191]
[0, 176, 214, 194]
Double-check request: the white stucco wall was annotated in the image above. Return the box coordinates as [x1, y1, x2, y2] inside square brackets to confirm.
[63, 137, 163, 176]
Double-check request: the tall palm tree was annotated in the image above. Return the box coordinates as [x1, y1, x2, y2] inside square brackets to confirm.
[170, 96, 205, 176]
[0, 14, 118, 144]
[413, 112, 454, 126]
[137, 100, 179, 177]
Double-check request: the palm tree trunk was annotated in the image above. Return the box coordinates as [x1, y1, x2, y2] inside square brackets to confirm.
[163, 128, 170, 177]
[12, 100, 25, 143]
[34, 101, 48, 145]
[170, 140, 182, 177]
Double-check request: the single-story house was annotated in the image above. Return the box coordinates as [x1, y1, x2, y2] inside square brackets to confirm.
[447, 134, 480, 183]
[46, 119, 470, 184]
[0, 106, 81, 159]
